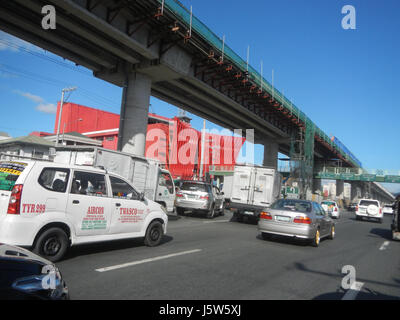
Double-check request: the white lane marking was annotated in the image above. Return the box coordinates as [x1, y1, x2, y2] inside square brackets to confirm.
[203, 219, 230, 224]
[95, 249, 203, 273]
[342, 281, 364, 300]
[379, 241, 390, 251]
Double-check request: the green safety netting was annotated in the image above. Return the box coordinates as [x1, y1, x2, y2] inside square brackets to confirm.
[158, 0, 361, 168]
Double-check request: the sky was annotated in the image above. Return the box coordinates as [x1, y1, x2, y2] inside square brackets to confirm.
[0, 0, 399, 193]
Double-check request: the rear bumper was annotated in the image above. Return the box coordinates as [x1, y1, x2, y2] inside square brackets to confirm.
[227, 202, 265, 217]
[258, 220, 316, 239]
[175, 199, 210, 211]
[355, 212, 383, 219]
[0, 215, 36, 247]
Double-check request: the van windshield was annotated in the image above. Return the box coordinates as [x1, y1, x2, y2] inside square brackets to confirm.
[0, 161, 28, 191]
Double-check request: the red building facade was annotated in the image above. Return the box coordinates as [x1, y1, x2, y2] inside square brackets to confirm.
[55, 102, 245, 179]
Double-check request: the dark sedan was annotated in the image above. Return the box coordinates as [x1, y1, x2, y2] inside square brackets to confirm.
[0, 244, 69, 300]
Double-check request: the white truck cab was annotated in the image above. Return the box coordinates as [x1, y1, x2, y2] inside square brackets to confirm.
[355, 198, 383, 223]
[0, 160, 168, 262]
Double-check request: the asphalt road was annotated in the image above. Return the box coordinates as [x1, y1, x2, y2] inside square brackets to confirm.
[58, 210, 400, 300]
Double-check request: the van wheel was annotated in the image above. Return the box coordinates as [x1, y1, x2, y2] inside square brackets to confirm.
[311, 229, 320, 247]
[33, 228, 69, 262]
[144, 221, 164, 247]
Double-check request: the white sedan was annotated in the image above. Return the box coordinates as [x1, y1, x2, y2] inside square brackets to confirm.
[321, 201, 340, 219]
[383, 204, 394, 215]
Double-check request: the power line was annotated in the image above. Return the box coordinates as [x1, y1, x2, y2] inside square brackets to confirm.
[0, 63, 120, 110]
[0, 38, 91, 77]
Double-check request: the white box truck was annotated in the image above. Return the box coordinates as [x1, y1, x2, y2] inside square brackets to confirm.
[52, 146, 176, 213]
[221, 164, 281, 221]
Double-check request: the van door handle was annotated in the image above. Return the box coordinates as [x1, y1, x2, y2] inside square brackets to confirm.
[115, 203, 121, 207]
[72, 200, 79, 204]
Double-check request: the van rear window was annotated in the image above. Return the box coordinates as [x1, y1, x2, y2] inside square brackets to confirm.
[0, 161, 28, 191]
[359, 200, 379, 207]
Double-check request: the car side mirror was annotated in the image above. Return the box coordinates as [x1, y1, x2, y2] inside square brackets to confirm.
[220, 192, 224, 195]
[139, 192, 145, 201]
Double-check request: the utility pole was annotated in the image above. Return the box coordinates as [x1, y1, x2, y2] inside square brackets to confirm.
[55, 87, 77, 147]
[199, 119, 206, 180]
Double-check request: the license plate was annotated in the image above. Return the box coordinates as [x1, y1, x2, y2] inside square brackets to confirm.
[187, 195, 196, 199]
[244, 211, 254, 215]
[275, 215, 290, 222]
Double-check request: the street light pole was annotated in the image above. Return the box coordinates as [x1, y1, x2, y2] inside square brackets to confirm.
[62, 118, 82, 145]
[55, 87, 77, 147]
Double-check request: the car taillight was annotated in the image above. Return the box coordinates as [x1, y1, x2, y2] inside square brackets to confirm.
[334, 207, 338, 212]
[260, 211, 272, 220]
[7, 184, 23, 215]
[176, 192, 183, 197]
[200, 195, 209, 200]
[380, 208, 382, 214]
[356, 205, 359, 211]
[294, 216, 311, 224]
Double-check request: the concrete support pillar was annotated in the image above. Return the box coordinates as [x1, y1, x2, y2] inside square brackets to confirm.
[336, 180, 344, 200]
[263, 137, 278, 169]
[312, 178, 322, 195]
[350, 182, 360, 203]
[118, 72, 151, 156]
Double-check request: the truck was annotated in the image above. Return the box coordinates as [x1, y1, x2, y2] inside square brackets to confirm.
[220, 164, 282, 221]
[52, 146, 176, 213]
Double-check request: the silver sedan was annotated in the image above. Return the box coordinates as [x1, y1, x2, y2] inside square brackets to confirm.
[258, 199, 335, 247]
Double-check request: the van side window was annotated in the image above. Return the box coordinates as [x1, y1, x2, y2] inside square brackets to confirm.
[38, 168, 70, 193]
[70, 171, 107, 197]
[110, 176, 140, 200]
[160, 172, 174, 194]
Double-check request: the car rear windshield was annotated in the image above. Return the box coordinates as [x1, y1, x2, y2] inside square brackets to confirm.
[322, 201, 336, 206]
[359, 200, 379, 207]
[180, 182, 208, 192]
[0, 161, 28, 191]
[271, 199, 312, 213]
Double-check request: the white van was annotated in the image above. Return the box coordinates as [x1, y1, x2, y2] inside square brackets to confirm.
[0, 160, 168, 262]
[355, 198, 383, 223]
[53, 146, 176, 213]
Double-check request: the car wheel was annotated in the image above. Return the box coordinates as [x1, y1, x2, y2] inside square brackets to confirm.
[207, 204, 215, 219]
[378, 218, 383, 224]
[177, 207, 185, 216]
[328, 225, 335, 240]
[219, 202, 225, 216]
[233, 212, 243, 222]
[311, 229, 320, 247]
[144, 221, 164, 247]
[33, 227, 69, 263]
[261, 232, 272, 241]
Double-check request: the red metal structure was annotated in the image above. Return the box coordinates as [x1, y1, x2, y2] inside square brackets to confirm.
[53, 102, 245, 179]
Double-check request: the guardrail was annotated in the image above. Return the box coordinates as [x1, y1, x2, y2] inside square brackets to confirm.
[160, 0, 361, 168]
[315, 167, 400, 183]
